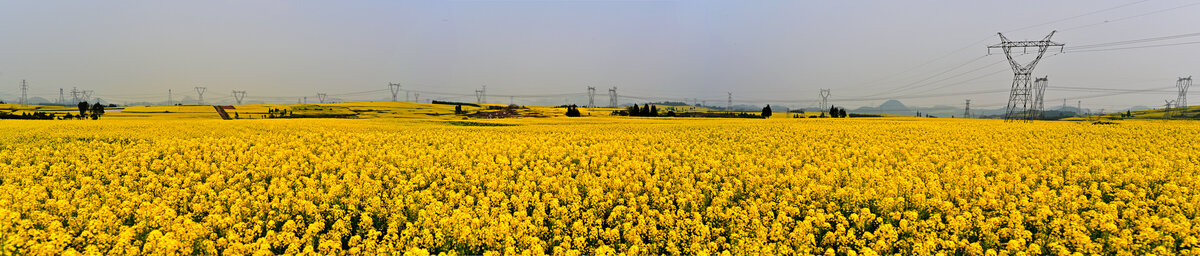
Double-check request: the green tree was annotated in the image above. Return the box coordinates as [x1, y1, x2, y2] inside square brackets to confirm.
[762, 105, 773, 118]
[91, 102, 105, 119]
[78, 101, 89, 116]
[565, 105, 582, 117]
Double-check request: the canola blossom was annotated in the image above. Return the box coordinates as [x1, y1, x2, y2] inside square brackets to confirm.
[1, 118, 1199, 255]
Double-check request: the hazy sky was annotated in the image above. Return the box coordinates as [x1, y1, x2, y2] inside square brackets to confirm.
[1, 0, 1198, 110]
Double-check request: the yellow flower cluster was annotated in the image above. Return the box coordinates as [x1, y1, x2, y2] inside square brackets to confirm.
[1, 118, 1198, 255]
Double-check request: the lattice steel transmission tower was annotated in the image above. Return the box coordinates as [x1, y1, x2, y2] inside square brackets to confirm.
[317, 93, 327, 103]
[195, 87, 207, 105]
[818, 89, 831, 111]
[608, 87, 617, 107]
[71, 87, 80, 103]
[168, 89, 173, 105]
[1178, 76, 1192, 110]
[232, 90, 246, 104]
[727, 92, 733, 111]
[473, 85, 486, 103]
[58, 88, 65, 105]
[19, 80, 28, 105]
[1165, 100, 1175, 119]
[964, 99, 971, 118]
[989, 31, 1064, 121]
[1033, 76, 1049, 119]
[389, 82, 402, 102]
[586, 86, 596, 108]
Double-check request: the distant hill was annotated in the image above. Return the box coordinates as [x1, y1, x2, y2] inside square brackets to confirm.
[879, 100, 908, 111]
[28, 97, 53, 104]
[1128, 105, 1153, 111]
[851, 100, 1013, 118]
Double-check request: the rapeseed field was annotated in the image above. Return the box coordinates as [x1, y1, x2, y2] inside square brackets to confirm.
[1, 117, 1198, 255]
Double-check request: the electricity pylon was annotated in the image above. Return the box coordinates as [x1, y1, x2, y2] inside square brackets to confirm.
[608, 87, 618, 107]
[474, 85, 486, 103]
[988, 31, 1064, 121]
[232, 90, 246, 104]
[195, 87, 207, 105]
[1165, 100, 1175, 119]
[19, 80, 28, 105]
[389, 82, 402, 102]
[819, 89, 830, 111]
[586, 86, 596, 108]
[964, 99, 971, 118]
[1178, 76, 1192, 110]
[727, 92, 733, 111]
[1034, 76, 1049, 119]
[317, 93, 327, 103]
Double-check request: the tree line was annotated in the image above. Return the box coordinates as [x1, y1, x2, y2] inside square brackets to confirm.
[0, 101, 107, 120]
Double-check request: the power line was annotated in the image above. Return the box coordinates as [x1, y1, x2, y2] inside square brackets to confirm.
[860, 55, 992, 98]
[1054, 86, 1176, 101]
[849, 37, 996, 92]
[1067, 32, 1200, 50]
[1062, 1, 1200, 31]
[886, 59, 1009, 98]
[1005, 0, 1152, 33]
[1049, 86, 1174, 93]
[1067, 40, 1200, 53]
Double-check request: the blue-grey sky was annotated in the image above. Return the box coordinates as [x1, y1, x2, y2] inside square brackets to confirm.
[1, 0, 1197, 111]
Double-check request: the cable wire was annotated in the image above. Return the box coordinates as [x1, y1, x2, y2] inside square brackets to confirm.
[1062, 1, 1200, 31]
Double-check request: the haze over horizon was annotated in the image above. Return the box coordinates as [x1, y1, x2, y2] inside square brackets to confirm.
[1, 0, 1197, 111]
